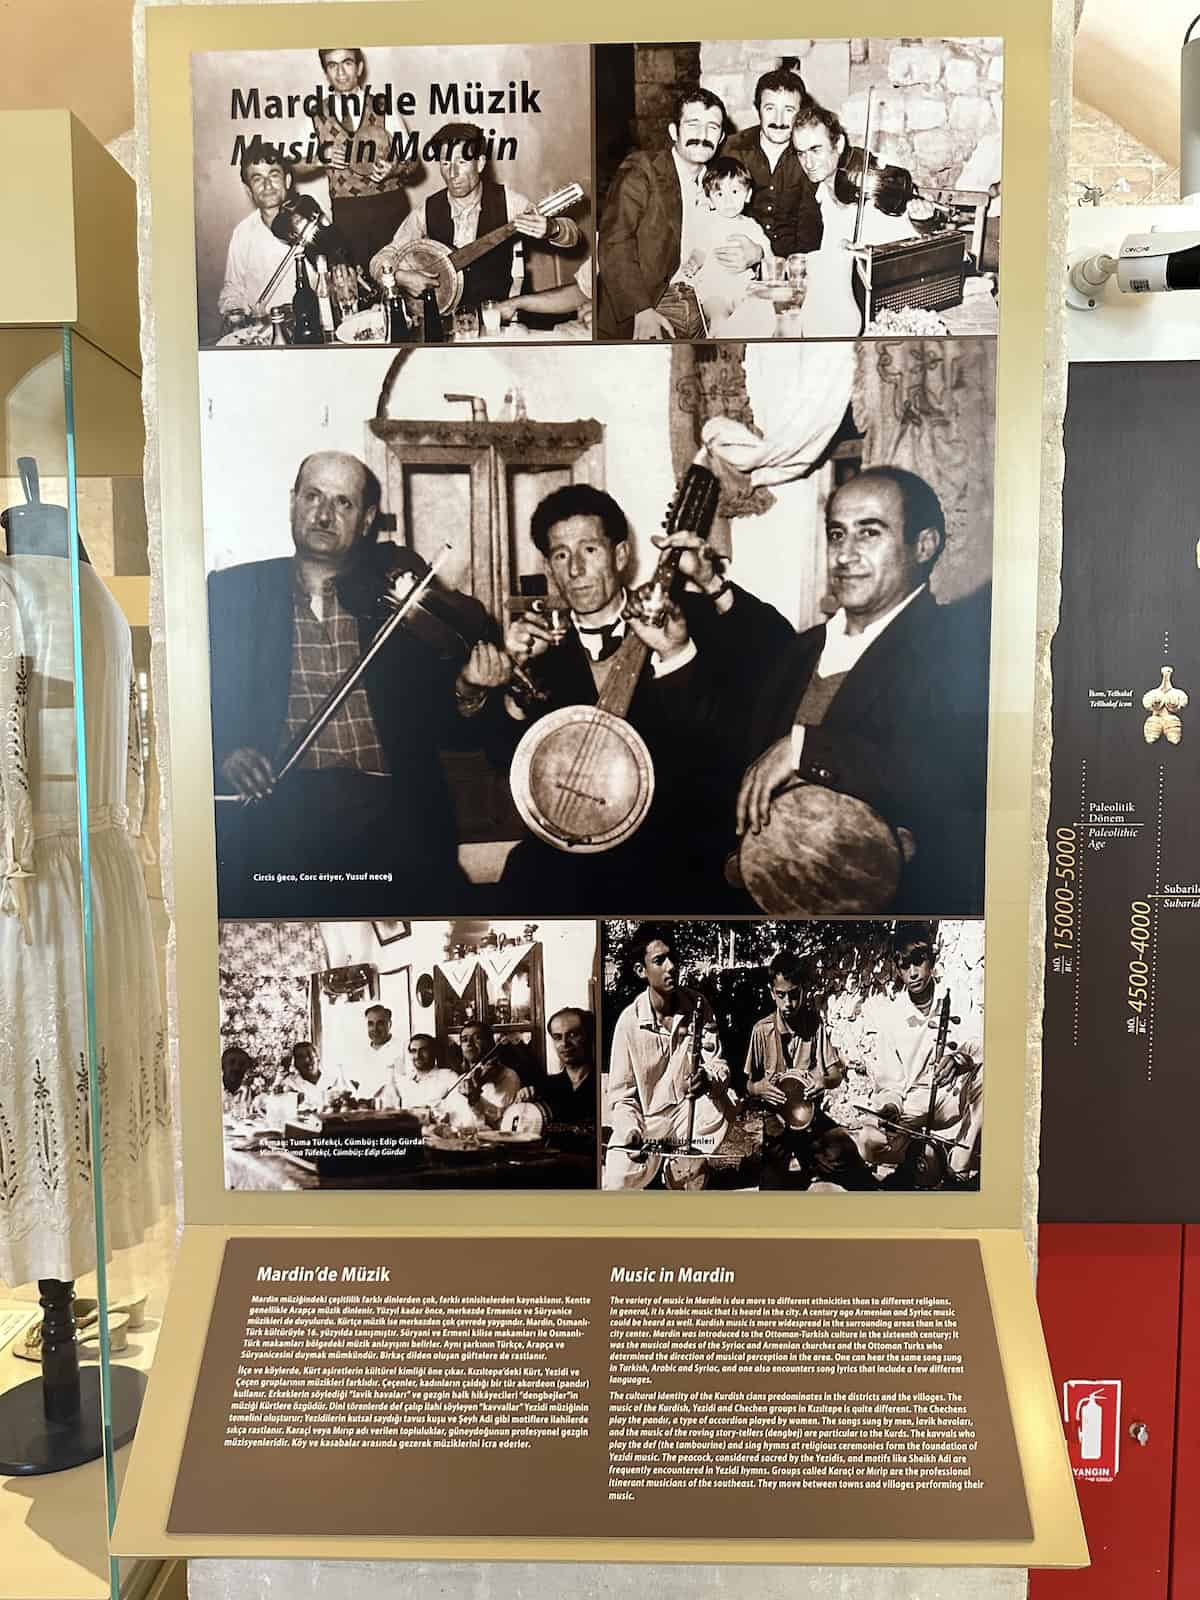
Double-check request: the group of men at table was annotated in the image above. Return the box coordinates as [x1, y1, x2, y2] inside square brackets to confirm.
[221, 1001, 597, 1131]
[217, 45, 587, 335]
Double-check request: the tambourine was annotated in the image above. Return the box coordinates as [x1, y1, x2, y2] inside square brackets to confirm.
[729, 782, 912, 915]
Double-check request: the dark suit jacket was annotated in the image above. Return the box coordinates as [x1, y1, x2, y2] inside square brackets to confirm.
[596, 148, 684, 341]
[745, 587, 990, 914]
[723, 128, 822, 259]
[207, 551, 492, 871]
[485, 585, 793, 907]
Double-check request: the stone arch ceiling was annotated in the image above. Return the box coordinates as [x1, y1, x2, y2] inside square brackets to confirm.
[1075, 0, 1198, 164]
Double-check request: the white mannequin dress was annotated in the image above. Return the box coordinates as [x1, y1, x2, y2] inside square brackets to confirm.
[0, 555, 172, 1286]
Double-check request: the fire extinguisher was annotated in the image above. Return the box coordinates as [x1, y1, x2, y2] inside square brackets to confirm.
[1075, 1390, 1104, 1460]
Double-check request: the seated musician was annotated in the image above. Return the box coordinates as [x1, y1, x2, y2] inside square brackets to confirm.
[746, 953, 874, 1190]
[368, 122, 581, 311]
[514, 1007, 598, 1138]
[478, 482, 793, 913]
[736, 466, 989, 915]
[790, 102, 919, 338]
[855, 925, 983, 1186]
[397, 1032, 460, 1111]
[218, 140, 306, 328]
[207, 450, 499, 918]
[603, 925, 733, 1191]
[450, 1019, 536, 1129]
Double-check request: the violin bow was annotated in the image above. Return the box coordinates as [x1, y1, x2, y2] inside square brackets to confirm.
[853, 87, 874, 248]
[215, 543, 454, 802]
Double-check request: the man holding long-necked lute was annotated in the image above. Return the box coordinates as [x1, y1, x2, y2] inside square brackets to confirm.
[476, 473, 792, 914]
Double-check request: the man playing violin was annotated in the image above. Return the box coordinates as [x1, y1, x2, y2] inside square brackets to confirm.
[476, 482, 792, 913]
[604, 925, 732, 1191]
[855, 925, 983, 1186]
[736, 466, 989, 916]
[368, 121, 581, 311]
[746, 952, 874, 1190]
[790, 102, 920, 338]
[208, 450, 498, 917]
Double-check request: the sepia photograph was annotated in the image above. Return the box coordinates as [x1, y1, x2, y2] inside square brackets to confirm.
[201, 334, 994, 922]
[190, 43, 592, 349]
[600, 918, 984, 1193]
[595, 38, 1002, 342]
[219, 917, 598, 1189]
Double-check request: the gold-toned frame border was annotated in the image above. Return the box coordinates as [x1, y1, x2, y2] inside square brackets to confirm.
[147, 3, 1049, 1228]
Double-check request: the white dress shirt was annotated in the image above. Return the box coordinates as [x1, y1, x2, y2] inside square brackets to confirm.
[218, 210, 307, 317]
[791, 584, 926, 767]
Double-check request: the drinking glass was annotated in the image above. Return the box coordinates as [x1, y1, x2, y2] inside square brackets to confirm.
[452, 306, 480, 342]
[331, 261, 359, 321]
[480, 299, 503, 336]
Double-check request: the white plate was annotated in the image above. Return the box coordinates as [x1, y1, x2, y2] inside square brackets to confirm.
[336, 308, 387, 345]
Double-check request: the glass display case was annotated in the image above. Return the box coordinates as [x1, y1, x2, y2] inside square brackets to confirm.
[0, 112, 176, 1600]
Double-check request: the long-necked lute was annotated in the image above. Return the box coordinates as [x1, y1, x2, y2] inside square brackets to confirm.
[391, 182, 584, 314]
[509, 460, 720, 853]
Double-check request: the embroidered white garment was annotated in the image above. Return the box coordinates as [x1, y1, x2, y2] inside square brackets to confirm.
[0, 556, 172, 1286]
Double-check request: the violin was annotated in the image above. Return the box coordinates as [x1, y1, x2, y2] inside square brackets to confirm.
[833, 149, 915, 219]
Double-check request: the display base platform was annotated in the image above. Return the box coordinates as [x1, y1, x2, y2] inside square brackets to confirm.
[112, 1224, 1088, 1570]
[0, 1365, 146, 1477]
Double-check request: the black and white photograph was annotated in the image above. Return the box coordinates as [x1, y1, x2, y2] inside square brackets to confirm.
[595, 38, 1002, 341]
[190, 43, 592, 349]
[600, 918, 984, 1193]
[202, 335, 994, 921]
[219, 917, 598, 1190]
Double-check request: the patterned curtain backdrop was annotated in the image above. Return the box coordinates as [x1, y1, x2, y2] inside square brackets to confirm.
[668, 342, 776, 550]
[853, 338, 996, 603]
[217, 922, 329, 1079]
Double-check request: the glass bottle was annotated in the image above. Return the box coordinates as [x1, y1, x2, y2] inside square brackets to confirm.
[378, 264, 411, 344]
[291, 255, 322, 345]
[269, 306, 289, 345]
[377, 1063, 404, 1112]
[315, 253, 338, 340]
[421, 286, 446, 344]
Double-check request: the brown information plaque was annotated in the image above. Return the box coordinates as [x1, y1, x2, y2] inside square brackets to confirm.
[168, 1236, 1031, 1541]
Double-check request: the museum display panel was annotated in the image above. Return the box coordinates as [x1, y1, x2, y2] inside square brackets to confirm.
[41, 0, 1094, 1578]
[0, 112, 177, 1600]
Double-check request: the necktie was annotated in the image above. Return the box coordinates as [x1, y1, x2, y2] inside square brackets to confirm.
[579, 621, 622, 661]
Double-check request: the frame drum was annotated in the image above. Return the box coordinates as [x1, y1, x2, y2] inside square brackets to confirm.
[510, 705, 655, 853]
[735, 783, 904, 914]
[391, 238, 463, 314]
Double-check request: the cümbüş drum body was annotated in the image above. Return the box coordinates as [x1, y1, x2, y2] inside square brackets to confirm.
[391, 238, 463, 314]
[510, 706, 655, 853]
[734, 782, 904, 914]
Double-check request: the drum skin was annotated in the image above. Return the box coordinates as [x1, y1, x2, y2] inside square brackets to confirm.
[737, 783, 903, 914]
[510, 706, 655, 853]
[391, 238, 463, 314]
[501, 1101, 549, 1138]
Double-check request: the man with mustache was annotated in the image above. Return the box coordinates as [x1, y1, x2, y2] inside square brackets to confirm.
[736, 467, 990, 915]
[597, 84, 765, 340]
[723, 67, 822, 261]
